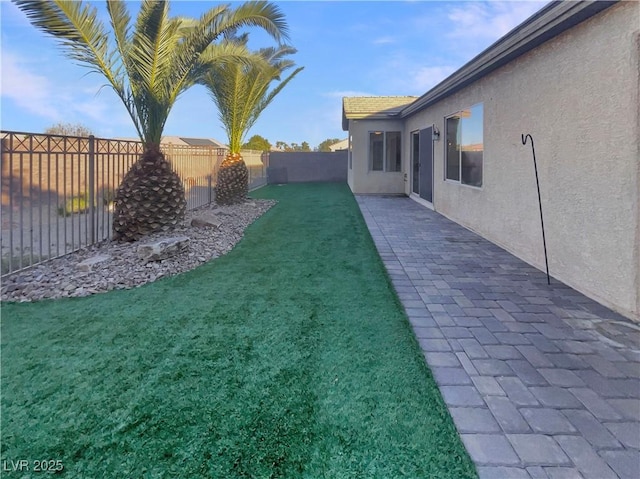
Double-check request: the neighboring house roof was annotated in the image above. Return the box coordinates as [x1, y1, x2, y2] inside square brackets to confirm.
[342, 97, 417, 130]
[162, 136, 227, 148]
[329, 138, 349, 151]
[114, 136, 228, 148]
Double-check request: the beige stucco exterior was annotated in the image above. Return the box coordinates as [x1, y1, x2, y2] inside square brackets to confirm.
[347, 118, 406, 194]
[345, 1, 640, 321]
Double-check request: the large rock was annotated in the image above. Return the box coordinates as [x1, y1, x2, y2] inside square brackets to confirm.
[191, 212, 223, 229]
[76, 254, 112, 272]
[137, 236, 190, 262]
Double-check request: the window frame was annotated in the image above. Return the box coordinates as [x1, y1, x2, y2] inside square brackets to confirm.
[348, 135, 353, 170]
[368, 130, 402, 173]
[444, 103, 483, 188]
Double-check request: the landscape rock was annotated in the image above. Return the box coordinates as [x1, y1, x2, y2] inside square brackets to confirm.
[191, 212, 223, 229]
[1, 199, 276, 303]
[137, 236, 190, 262]
[76, 254, 112, 272]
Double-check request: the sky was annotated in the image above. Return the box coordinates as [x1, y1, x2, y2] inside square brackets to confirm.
[0, 0, 548, 148]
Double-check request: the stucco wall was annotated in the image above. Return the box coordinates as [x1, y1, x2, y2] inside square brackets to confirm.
[267, 151, 347, 184]
[347, 118, 406, 194]
[403, 1, 639, 320]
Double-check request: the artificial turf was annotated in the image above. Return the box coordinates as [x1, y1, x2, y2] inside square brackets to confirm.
[1, 183, 477, 478]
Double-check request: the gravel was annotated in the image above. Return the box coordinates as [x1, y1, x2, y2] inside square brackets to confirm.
[1, 199, 276, 303]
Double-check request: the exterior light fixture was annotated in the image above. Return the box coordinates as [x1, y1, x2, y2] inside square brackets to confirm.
[432, 126, 441, 141]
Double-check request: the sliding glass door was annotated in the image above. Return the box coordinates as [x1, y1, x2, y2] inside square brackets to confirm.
[412, 127, 433, 203]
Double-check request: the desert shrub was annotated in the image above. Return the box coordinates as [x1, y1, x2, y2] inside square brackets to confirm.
[57, 194, 90, 217]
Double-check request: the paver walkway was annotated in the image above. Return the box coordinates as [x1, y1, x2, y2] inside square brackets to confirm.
[357, 195, 640, 479]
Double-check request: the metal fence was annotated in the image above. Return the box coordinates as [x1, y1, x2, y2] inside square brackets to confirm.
[1, 131, 267, 276]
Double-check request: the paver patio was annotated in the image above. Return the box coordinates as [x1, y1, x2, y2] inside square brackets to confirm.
[357, 195, 640, 479]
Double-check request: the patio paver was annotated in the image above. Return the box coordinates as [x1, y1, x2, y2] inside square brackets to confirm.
[357, 195, 640, 479]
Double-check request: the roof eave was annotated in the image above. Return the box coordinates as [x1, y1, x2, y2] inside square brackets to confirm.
[342, 110, 349, 131]
[342, 96, 418, 130]
[400, 0, 617, 118]
[342, 113, 403, 131]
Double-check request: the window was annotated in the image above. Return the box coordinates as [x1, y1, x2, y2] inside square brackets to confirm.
[370, 132, 384, 171]
[369, 131, 401, 172]
[445, 104, 483, 187]
[385, 131, 401, 172]
[348, 135, 353, 169]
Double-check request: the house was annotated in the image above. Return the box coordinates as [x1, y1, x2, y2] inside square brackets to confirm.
[328, 138, 349, 152]
[115, 135, 228, 150]
[118, 135, 265, 168]
[161, 136, 227, 149]
[342, 0, 639, 322]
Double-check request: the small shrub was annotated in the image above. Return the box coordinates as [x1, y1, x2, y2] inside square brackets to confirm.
[57, 194, 90, 217]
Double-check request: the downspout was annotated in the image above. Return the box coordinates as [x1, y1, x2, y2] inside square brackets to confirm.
[633, 31, 640, 321]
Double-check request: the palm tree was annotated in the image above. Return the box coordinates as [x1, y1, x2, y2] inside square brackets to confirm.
[200, 40, 303, 205]
[14, 0, 288, 241]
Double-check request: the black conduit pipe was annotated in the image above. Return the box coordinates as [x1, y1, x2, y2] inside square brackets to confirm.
[521, 134, 551, 285]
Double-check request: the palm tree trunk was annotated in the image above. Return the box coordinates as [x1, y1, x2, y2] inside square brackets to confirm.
[112, 148, 186, 242]
[215, 152, 249, 205]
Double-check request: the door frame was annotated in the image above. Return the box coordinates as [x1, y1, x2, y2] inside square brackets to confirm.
[411, 130, 420, 196]
[409, 126, 435, 209]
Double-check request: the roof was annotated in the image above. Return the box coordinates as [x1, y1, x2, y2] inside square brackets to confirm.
[180, 137, 219, 147]
[342, 97, 417, 130]
[161, 136, 227, 148]
[329, 138, 349, 151]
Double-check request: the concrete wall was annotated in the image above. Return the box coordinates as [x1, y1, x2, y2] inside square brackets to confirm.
[347, 118, 406, 194]
[267, 151, 347, 184]
[403, 2, 639, 320]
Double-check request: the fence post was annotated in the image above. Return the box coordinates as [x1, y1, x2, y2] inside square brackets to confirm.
[88, 135, 96, 244]
[208, 147, 213, 205]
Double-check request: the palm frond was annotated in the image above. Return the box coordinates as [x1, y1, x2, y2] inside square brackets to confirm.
[247, 66, 304, 133]
[201, 55, 256, 152]
[106, 1, 131, 77]
[14, 0, 292, 150]
[13, 0, 119, 86]
[166, 1, 287, 109]
[129, 0, 173, 85]
[194, 42, 256, 85]
[223, 1, 289, 44]
[200, 42, 302, 153]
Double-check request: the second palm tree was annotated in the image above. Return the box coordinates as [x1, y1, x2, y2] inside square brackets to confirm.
[201, 41, 303, 205]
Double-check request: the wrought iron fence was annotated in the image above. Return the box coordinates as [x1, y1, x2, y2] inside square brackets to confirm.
[1, 131, 267, 276]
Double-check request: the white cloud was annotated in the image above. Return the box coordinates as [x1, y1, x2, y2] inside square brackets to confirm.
[447, 1, 547, 40]
[325, 90, 375, 99]
[73, 98, 112, 123]
[1, 52, 61, 120]
[1, 49, 132, 135]
[410, 65, 457, 91]
[373, 36, 396, 45]
[0, 1, 34, 28]
[364, 50, 456, 96]
[70, 84, 128, 124]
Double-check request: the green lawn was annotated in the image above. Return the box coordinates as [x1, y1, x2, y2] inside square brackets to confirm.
[1, 183, 476, 478]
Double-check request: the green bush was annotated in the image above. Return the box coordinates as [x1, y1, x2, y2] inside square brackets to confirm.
[57, 194, 90, 217]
